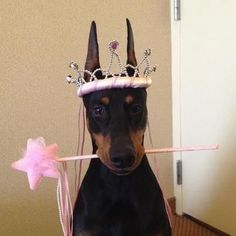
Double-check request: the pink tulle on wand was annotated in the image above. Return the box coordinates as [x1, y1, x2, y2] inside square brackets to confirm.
[11, 137, 59, 190]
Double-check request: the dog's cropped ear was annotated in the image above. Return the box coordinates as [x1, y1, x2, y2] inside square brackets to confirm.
[126, 19, 137, 76]
[84, 21, 102, 81]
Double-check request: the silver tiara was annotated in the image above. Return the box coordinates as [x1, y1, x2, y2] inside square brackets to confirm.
[66, 40, 157, 87]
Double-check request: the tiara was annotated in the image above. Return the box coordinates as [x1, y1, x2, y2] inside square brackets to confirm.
[66, 40, 157, 97]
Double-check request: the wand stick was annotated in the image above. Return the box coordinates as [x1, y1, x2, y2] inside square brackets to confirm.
[57, 144, 219, 162]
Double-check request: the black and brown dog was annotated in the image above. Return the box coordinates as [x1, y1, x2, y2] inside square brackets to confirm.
[73, 19, 172, 236]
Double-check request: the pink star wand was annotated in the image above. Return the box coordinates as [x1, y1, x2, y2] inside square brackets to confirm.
[11, 137, 219, 190]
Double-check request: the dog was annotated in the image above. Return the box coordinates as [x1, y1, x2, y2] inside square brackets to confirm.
[72, 19, 172, 236]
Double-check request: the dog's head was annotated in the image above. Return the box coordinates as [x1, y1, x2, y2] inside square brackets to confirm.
[82, 20, 148, 175]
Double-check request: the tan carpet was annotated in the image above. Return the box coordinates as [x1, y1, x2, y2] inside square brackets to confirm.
[173, 214, 222, 236]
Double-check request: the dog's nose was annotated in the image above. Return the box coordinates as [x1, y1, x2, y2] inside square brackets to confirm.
[110, 152, 135, 169]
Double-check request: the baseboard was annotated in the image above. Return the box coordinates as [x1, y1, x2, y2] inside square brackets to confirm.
[184, 214, 231, 236]
[167, 197, 176, 214]
[167, 197, 230, 235]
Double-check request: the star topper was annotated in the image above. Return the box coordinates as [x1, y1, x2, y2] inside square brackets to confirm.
[11, 137, 59, 190]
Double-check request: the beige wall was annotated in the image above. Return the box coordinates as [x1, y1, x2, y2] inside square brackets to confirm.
[0, 0, 173, 235]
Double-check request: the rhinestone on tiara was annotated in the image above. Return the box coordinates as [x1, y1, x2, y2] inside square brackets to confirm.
[66, 40, 157, 97]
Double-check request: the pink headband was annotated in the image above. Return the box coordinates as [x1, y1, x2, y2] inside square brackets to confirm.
[77, 76, 152, 97]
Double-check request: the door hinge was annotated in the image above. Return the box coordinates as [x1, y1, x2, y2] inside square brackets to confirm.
[174, 0, 181, 21]
[177, 160, 182, 185]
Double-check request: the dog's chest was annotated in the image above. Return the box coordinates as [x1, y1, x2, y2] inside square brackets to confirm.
[73, 159, 171, 236]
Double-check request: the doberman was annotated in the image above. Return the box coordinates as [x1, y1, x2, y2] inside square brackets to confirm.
[73, 19, 172, 236]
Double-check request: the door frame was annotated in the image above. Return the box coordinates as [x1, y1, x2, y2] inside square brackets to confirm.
[170, 0, 183, 215]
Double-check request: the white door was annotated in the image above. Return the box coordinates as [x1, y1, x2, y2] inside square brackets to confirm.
[171, 0, 236, 235]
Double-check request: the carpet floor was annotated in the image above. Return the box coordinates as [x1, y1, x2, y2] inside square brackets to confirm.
[173, 214, 222, 236]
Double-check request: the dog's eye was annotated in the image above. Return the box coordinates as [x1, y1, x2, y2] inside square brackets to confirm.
[130, 104, 143, 115]
[93, 105, 105, 118]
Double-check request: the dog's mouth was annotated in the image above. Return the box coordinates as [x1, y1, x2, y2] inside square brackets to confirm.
[111, 169, 132, 176]
[93, 132, 145, 175]
[105, 164, 136, 176]
[97, 152, 143, 176]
